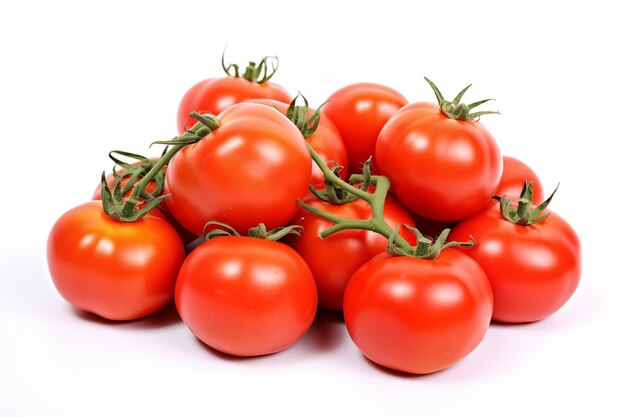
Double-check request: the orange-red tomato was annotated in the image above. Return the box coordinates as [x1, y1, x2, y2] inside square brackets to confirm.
[376, 102, 503, 222]
[165, 103, 312, 235]
[175, 236, 318, 356]
[497, 156, 545, 204]
[449, 201, 581, 323]
[343, 250, 493, 374]
[246, 98, 349, 189]
[47, 201, 186, 321]
[177, 76, 291, 134]
[321, 83, 408, 175]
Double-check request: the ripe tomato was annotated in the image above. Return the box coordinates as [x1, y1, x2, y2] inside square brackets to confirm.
[246, 98, 349, 189]
[321, 83, 408, 175]
[497, 156, 544, 204]
[177, 58, 291, 134]
[175, 236, 317, 356]
[165, 103, 312, 236]
[376, 102, 503, 222]
[343, 249, 493, 374]
[449, 201, 581, 323]
[47, 201, 186, 321]
[290, 192, 415, 311]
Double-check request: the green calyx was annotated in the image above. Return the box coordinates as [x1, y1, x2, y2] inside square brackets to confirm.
[299, 143, 473, 259]
[284, 93, 328, 139]
[424, 77, 500, 121]
[203, 221, 303, 242]
[388, 227, 475, 259]
[102, 112, 220, 222]
[495, 181, 559, 226]
[308, 149, 371, 205]
[221, 50, 278, 83]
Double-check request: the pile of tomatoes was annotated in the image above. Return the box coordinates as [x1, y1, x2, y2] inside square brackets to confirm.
[47, 54, 582, 375]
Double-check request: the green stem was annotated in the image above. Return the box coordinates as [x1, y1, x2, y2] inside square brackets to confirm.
[301, 142, 474, 259]
[302, 143, 414, 254]
[104, 112, 220, 221]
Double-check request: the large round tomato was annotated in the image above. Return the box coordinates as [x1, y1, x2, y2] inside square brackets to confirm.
[343, 250, 493, 374]
[175, 236, 318, 356]
[449, 201, 581, 323]
[47, 201, 186, 321]
[247, 98, 349, 189]
[496, 156, 544, 204]
[177, 72, 291, 134]
[290, 192, 415, 311]
[321, 83, 408, 175]
[376, 102, 503, 222]
[165, 103, 312, 236]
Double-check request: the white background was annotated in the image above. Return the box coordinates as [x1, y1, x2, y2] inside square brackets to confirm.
[1, 1, 624, 416]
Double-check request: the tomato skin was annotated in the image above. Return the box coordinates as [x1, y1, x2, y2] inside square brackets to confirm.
[290, 193, 415, 311]
[47, 201, 186, 321]
[497, 156, 545, 204]
[165, 103, 312, 236]
[321, 83, 408, 175]
[375, 102, 503, 222]
[246, 98, 349, 189]
[177, 76, 291, 134]
[175, 236, 317, 356]
[449, 202, 581, 323]
[343, 250, 493, 374]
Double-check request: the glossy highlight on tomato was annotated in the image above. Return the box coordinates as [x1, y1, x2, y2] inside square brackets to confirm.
[47, 201, 186, 321]
[449, 201, 581, 323]
[343, 250, 493, 374]
[246, 98, 349, 189]
[175, 236, 318, 356]
[165, 103, 312, 235]
[376, 102, 503, 222]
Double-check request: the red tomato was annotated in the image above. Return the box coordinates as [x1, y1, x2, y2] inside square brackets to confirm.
[497, 156, 545, 204]
[177, 67, 291, 134]
[343, 250, 493, 374]
[165, 103, 312, 235]
[175, 236, 317, 356]
[290, 192, 416, 311]
[449, 201, 581, 323]
[321, 83, 408, 175]
[47, 201, 186, 321]
[376, 102, 503, 222]
[246, 98, 349, 189]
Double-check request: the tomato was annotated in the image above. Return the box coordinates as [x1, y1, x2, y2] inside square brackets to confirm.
[497, 156, 544, 204]
[47, 201, 186, 321]
[449, 201, 581, 323]
[177, 59, 291, 134]
[321, 83, 408, 175]
[343, 249, 493, 374]
[165, 103, 312, 236]
[290, 192, 415, 311]
[246, 98, 349, 189]
[175, 236, 317, 356]
[376, 97, 503, 222]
